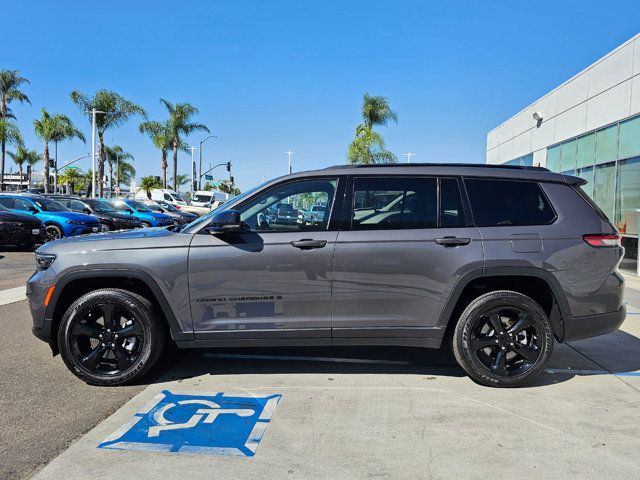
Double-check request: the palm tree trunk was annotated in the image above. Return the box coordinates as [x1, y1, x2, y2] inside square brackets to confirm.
[18, 164, 23, 189]
[98, 134, 106, 197]
[43, 142, 50, 194]
[172, 143, 178, 192]
[0, 140, 5, 192]
[161, 150, 167, 188]
[108, 161, 113, 194]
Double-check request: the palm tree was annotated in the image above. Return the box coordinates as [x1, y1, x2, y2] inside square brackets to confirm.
[0, 70, 30, 191]
[347, 94, 398, 164]
[171, 173, 190, 190]
[0, 118, 23, 189]
[116, 158, 136, 186]
[104, 145, 134, 191]
[81, 169, 93, 197]
[25, 148, 40, 187]
[217, 179, 240, 196]
[139, 120, 171, 188]
[33, 109, 84, 193]
[70, 89, 146, 196]
[138, 175, 161, 199]
[160, 99, 209, 191]
[58, 167, 83, 194]
[7, 146, 37, 189]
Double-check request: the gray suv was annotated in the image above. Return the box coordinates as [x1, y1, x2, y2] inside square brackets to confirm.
[27, 164, 626, 387]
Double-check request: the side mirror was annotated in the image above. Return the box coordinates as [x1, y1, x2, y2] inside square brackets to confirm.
[206, 209, 242, 234]
[128, 208, 134, 214]
[30, 208, 38, 214]
[82, 207, 92, 214]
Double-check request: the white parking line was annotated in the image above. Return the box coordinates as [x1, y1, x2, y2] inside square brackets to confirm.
[0, 286, 26, 306]
[203, 353, 414, 365]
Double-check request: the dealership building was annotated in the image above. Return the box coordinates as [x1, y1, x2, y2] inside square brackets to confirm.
[487, 32, 640, 272]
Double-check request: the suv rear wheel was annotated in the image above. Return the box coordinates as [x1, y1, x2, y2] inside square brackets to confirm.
[453, 290, 553, 388]
[58, 288, 166, 386]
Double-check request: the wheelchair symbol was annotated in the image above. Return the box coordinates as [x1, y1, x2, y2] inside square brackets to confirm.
[149, 399, 255, 437]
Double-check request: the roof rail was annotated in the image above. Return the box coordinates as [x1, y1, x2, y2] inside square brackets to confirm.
[324, 163, 549, 172]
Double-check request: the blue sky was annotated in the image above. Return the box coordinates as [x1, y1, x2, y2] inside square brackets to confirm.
[2, 0, 640, 190]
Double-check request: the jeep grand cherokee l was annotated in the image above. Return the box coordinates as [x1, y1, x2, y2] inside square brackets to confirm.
[27, 164, 625, 387]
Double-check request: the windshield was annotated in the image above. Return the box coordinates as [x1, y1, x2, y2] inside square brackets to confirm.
[194, 194, 212, 202]
[160, 203, 178, 212]
[145, 203, 163, 212]
[126, 200, 152, 212]
[33, 198, 69, 212]
[181, 181, 267, 233]
[172, 193, 185, 202]
[87, 200, 116, 213]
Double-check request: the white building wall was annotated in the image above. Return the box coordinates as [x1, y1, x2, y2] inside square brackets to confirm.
[487, 33, 640, 167]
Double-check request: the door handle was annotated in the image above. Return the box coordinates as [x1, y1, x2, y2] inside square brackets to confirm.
[291, 239, 327, 250]
[434, 236, 471, 247]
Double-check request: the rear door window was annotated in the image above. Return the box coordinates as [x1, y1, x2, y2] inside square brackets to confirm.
[464, 178, 556, 227]
[0, 197, 13, 208]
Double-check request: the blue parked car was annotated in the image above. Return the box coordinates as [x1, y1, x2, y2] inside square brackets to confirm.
[0, 194, 101, 242]
[107, 198, 175, 228]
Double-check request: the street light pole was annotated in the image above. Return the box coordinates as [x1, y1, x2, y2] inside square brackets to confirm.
[187, 146, 198, 199]
[198, 134, 217, 191]
[86, 108, 105, 198]
[402, 152, 416, 163]
[286, 150, 294, 174]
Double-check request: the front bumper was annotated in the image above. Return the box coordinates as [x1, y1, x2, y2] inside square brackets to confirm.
[0, 225, 45, 245]
[562, 305, 627, 342]
[66, 224, 101, 236]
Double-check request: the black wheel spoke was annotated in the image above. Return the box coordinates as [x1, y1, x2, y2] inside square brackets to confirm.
[488, 313, 506, 336]
[513, 344, 539, 362]
[470, 336, 496, 351]
[118, 322, 142, 337]
[80, 344, 107, 369]
[101, 304, 117, 329]
[491, 351, 507, 376]
[74, 322, 102, 338]
[113, 344, 134, 370]
[507, 316, 529, 336]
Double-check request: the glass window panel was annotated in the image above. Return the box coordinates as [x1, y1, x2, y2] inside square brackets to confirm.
[577, 166, 594, 198]
[561, 139, 577, 171]
[593, 163, 616, 221]
[595, 125, 618, 164]
[619, 117, 640, 159]
[576, 133, 596, 168]
[521, 153, 533, 166]
[616, 157, 640, 235]
[546, 145, 561, 172]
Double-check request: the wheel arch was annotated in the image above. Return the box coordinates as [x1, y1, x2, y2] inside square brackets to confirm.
[46, 269, 192, 354]
[438, 267, 570, 341]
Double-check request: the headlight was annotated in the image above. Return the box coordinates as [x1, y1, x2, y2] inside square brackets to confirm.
[66, 220, 85, 225]
[36, 253, 56, 271]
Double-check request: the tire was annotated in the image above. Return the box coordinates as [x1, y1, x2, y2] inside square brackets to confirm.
[101, 223, 111, 232]
[452, 290, 554, 388]
[58, 288, 166, 386]
[141, 221, 151, 228]
[45, 224, 63, 242]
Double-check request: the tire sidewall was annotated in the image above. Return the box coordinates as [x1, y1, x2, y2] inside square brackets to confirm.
[454, 291, 554, 387]
[45, 224, 63, 242]
[58, 289, 160, 386]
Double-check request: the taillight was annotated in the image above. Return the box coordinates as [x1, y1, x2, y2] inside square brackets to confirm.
[175, 205, 181, 209]
[582, 234, 621, 247]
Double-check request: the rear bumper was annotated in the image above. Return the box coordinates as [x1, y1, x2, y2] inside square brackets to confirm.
[562, 305, 626, 342]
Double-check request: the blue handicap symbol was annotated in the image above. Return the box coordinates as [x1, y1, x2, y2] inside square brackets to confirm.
[98, 390, 282, 456]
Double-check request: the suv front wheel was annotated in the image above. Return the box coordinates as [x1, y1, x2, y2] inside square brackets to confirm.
[453, 290, 554, 388]
[58, 288, 166, 386]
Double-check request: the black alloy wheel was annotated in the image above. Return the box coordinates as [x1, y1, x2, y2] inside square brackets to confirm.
[453, 290, 553, 387]
[45, 224, 62, 242]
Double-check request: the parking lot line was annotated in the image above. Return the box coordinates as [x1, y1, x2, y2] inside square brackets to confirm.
[0, 285, 26, 306]
[203, 353, 414, 365]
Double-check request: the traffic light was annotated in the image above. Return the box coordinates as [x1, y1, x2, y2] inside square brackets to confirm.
[230, 176, 234, 184]
[48, 159, 55, 167]
[226, 161, 231, 172]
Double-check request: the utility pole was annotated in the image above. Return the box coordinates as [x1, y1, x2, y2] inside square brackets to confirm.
[188, 146, 198, 199]
[286, 150, 294, 174]
[402, 152, 416, 163]
[198, 134, 217, 190]
[86, 108, 105, 198]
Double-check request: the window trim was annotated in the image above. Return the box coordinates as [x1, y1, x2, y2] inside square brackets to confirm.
[462, 177, 558, 228]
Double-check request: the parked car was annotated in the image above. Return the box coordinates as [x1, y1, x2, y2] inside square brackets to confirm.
[46, 196, 142, 231]
[136, 188, 188, 206]
[107, 198, 174, 228]
[191, 190, 229, 208]
[300, 205, 327, 224]
[139, 199, 198, 225]
[0, 202, 45, 248]
[29, 164, 625, 387]
[267, 202, 298, 225]
[0, 194, 100, 241]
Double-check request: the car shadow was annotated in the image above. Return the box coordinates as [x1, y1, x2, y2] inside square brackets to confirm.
[143, 329, 640, 389]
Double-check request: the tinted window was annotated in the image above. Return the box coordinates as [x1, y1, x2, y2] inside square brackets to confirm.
[238, 178, 337, 232]
[440, 178, 466, 227]
[465, 179, 556, 227]
[69, 200, 88, 211]
[32, 198, 69, 212]
[14, 198, 35, 211]
[352, 177, 437, 229]
[0, 197, 13, 208]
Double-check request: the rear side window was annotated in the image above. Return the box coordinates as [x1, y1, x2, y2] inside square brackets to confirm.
[0, 197, 12, 208]
[464, 179, 556, 227]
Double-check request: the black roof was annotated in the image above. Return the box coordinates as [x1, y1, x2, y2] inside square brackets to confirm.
[324, 163, 549, 172]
